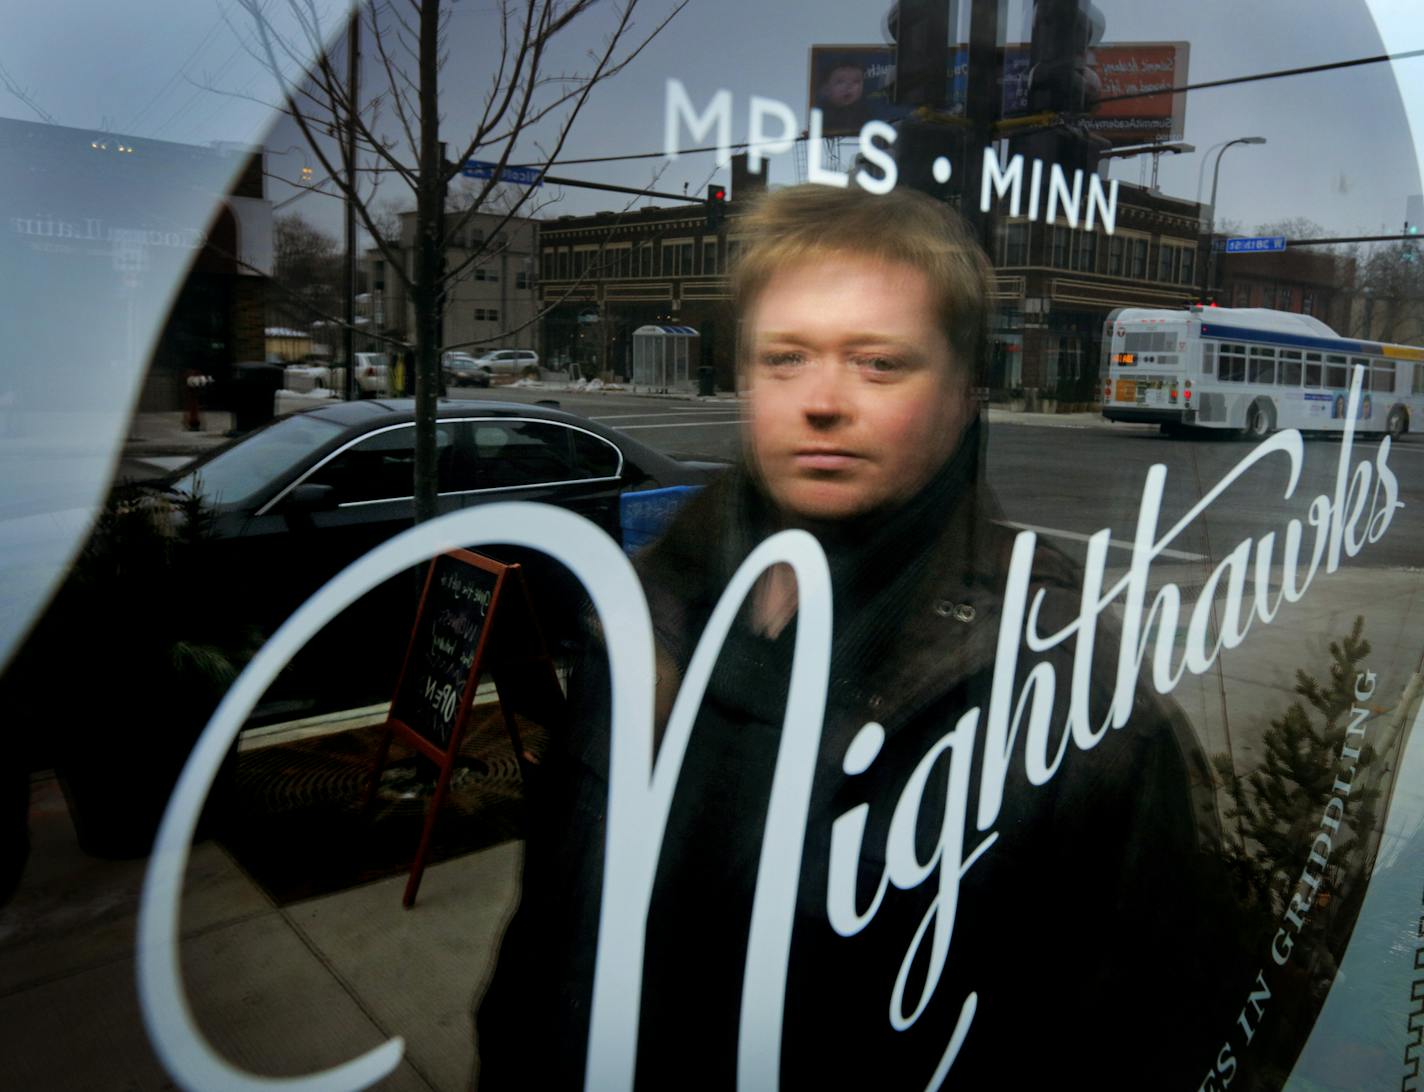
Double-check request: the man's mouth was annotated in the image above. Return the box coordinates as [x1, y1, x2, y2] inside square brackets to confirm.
[794, 447, 862, 472]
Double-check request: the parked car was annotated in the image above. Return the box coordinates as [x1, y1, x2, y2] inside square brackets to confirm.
[472, 348, 541, 376]
[149, 398, 722, 721]
[442, 352, 492, 387]
[353, 352, 390, 396]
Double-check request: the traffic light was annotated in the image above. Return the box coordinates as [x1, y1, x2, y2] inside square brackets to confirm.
[886, 0, 950, 108]
[1026, 0, 1105, 117]
[1405, 221, 1419, 264]
[706, 184, 727, 230]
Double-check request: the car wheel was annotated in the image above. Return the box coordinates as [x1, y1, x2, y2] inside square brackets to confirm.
[1388, 407, 1407, 439]
[1244, 401, 1272, 440]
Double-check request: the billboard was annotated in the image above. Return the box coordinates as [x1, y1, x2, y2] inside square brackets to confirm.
[810, 40, 1188, 146]
[806, 45, 904, 137]
[1002, 40, 1191, 146]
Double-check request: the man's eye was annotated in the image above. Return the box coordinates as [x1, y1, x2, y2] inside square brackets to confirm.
[760, 351, 804, 368]
[856, 355, 901, 374]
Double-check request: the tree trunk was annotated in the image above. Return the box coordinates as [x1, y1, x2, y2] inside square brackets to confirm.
[412, 0, 443, 526]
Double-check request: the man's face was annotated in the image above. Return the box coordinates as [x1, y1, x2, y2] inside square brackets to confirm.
[743, 255, 970, 523]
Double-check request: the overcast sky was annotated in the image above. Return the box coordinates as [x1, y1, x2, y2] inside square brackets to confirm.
[4, 0, 1421, 239]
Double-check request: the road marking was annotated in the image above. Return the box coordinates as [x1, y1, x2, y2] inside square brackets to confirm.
[614, 419, 745, 431]
[139, 455, 196, 472]
[1002, 520, 1207, 561]
[591, 410, 743, 423]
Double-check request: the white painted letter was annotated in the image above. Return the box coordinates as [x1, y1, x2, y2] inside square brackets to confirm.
[665, 79, 732, 168]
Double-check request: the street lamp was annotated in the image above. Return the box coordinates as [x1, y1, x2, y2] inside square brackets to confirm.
[1200, 136, 1267, 296]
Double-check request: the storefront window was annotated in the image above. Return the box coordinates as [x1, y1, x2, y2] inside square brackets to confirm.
[4, 3, 1423, 1091]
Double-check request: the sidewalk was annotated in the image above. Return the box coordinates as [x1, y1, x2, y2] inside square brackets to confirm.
[2, 770, 514, 1090]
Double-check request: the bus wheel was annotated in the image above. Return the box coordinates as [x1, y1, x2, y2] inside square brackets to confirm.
[1387, 408, 1407, 439]
[1245, 402, 1273, 440]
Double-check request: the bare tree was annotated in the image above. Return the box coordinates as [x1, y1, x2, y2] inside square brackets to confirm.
[270, 212, 343, 336]
[236, 0, 685, 523]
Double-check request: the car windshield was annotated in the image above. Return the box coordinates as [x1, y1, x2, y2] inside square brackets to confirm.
[170, 413, 346, 506]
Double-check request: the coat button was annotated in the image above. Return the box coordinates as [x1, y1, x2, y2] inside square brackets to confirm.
[935, 600, 976, 623]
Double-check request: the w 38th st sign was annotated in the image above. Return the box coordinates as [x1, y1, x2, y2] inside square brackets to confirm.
[138, 370, 1405, 1091]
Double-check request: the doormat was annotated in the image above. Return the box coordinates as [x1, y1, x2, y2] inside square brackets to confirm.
[217, 710, 547, 906]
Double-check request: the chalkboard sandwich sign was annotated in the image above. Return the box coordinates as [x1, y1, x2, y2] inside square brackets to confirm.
[366, 548, 565, 907]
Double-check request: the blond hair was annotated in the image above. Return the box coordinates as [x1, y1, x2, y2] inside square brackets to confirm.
[730, 184, 992, 381]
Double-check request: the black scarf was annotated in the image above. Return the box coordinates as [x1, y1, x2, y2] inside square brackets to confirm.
[636, 414, 998, 697]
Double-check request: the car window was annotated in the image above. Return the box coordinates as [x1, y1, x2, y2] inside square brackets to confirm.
[470, 421, 579, 489]
[170, 413, 345, 506]
[571, 428, 621, 479]
[303, 423, 459, 504]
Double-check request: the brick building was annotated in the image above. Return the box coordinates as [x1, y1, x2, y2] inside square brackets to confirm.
[537, 202, 734, 388]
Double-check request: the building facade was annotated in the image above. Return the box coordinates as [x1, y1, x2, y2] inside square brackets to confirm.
[538, 203, 734, 388]
[369, 210, 540, 360]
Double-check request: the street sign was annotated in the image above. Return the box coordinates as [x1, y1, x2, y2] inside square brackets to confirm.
[1222, 235, 1287, 254]
[461, 159, 544, 187]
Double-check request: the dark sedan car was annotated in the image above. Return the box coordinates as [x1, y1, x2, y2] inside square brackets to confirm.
[153, 398, 723, 721]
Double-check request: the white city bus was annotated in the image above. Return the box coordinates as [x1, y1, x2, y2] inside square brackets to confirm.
[1100, 306, 1424, 437]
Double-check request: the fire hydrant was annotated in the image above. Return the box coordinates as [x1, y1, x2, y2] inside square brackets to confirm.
[184, 370, 213, 431]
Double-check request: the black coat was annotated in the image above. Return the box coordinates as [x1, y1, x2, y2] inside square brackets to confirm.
[478, 420, 1250, 1090]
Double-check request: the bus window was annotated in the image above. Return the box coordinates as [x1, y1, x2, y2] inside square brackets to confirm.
[1304, 352, 1323, 387]
[1249, 346, 1276, 384]
[1325, 354, 1349, 388]
[1279, 349, 1303, 387]
[1219, 344, 1247, 382]
[1371, 361, 1396, 392]
[1414, 363, 1424, 396]
[1201, 342, 1216, 376]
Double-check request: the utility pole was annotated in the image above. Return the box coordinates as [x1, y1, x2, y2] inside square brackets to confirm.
[343, 14, 359, 401]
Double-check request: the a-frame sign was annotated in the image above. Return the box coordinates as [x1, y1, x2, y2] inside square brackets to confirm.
[365, 549, 565, 907]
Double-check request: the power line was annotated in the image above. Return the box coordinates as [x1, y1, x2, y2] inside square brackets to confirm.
[524, 47, 1424, 169]
[1095, 46, 1424, 110]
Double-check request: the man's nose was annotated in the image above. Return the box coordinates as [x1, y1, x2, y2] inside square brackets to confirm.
[801, 360, 852, 427]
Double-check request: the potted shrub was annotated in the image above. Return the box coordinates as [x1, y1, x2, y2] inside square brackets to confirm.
[11, 487, 260, 857]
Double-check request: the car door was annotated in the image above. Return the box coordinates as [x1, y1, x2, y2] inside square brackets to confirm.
[457, 417, 625, 643]
[235, 420, 474, 714]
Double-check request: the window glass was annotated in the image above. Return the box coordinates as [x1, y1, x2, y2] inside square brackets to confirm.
[11, 3, 1424, 1088]
[471, 420, 576, 489]
[1279, 350, 1303, 386]
[1129, 237, 1149, 278]
[571, 428, 622, 479]
[1304, 352, 1323, 387]
[1248, 346, 1276, 384]
[304, 424, 458, 503]
[1218, 344, 1247, 382]
[171, 413, 344, 506]
[1108, 234, 1125, 276]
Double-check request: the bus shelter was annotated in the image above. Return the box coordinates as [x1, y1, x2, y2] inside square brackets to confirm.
[631, 324, 699, 392]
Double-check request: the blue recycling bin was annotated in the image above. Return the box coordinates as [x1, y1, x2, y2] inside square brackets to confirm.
[619, 485, 701, 555]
